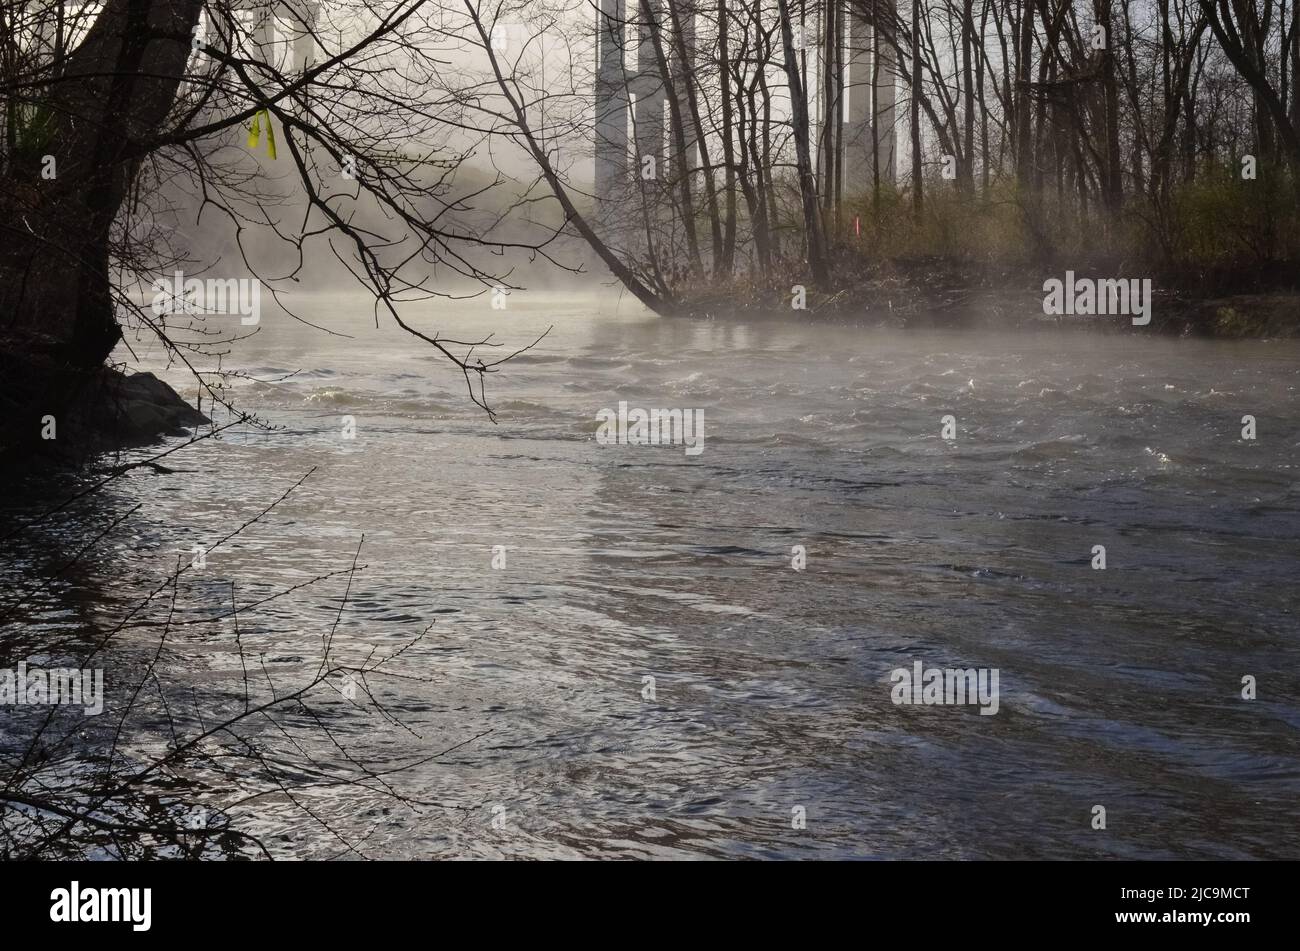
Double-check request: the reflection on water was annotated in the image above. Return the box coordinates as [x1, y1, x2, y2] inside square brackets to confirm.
[4, 293, 1299, 858]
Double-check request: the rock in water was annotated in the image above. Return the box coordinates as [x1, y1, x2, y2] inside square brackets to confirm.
[0, 347, 210, 469]
[93, 370, 210, 442]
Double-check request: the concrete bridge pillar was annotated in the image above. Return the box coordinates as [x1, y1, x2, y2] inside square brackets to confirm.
[845, 3, 897, 195]
[594, 0, 629, 221]
[238, 0, 318, 73]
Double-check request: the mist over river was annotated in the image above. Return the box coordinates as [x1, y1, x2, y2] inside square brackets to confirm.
[5, 294, 1299, 858]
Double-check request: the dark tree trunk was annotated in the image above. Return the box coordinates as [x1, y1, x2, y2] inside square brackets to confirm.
[717, 0, 739, 273]
[1097, 0, 1124, 213]
[641, 0, 703, 275]
[776, 0, 830, 285]
[1, 0, 204, 456]
[1014, 0, 1034, 188]
[962, 0, 976, 194]
[665, 0, 724, 274]
[911, 0, 923, 214]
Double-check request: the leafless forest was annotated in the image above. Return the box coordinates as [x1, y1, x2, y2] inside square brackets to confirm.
[2, 2, 1297, 372]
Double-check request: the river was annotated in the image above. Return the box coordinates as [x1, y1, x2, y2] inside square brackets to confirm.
[3, 292, 1298, 858]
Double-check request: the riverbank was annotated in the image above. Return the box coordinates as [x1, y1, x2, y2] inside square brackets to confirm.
[674, 256, 1300, 337]
[0, 333, 208, 470]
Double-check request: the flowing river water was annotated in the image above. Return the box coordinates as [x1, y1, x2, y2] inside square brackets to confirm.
[4, 293, 1299, 858]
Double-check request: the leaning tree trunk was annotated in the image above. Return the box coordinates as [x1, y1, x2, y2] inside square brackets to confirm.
[1, 0, 202, 458]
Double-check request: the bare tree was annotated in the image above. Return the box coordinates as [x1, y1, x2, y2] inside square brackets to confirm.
[1, 465, 486, 858]
[1, 0, 562, 462]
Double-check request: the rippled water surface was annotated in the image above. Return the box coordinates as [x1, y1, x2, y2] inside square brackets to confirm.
[5, 294, 1300, 858]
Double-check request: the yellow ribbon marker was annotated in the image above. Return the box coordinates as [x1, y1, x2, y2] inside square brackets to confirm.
[246, 109, 277, 159]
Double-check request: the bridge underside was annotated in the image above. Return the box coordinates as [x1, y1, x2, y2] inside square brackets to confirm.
[232, 0, 321, 73]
